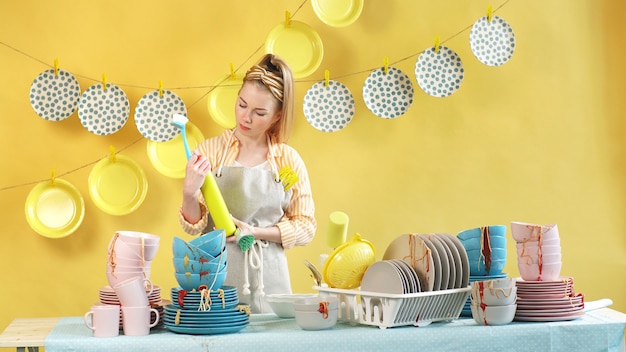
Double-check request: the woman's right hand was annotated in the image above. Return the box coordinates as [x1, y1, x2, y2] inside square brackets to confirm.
[183, 151, 212, 199]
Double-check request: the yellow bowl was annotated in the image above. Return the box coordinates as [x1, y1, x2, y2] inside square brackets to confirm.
[323, 233, 376, 289]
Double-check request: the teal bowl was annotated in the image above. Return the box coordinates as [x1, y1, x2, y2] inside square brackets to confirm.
[189, 229, 226, 257]
[172, 237, 226, 267]
[173, 257, 227, 274]
[457, 225, 507, 241]
[175, 271, 227, 291]
[460, 235, 507, 251]
[466, 248, 507, 262]
[469, 258, 506, 276]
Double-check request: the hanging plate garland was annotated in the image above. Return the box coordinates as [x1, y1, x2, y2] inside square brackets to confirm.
[265, 20, 324, 79]
[78, 83, 130, 136]
[29, 68, 81, 121]
[88, 153, 148, 216]
[362, 66, 414, 119]
[303, 80, 355, 132]
[146, 121, 205, 179]
[311, 0, 364, 28]
[134, 89, 187, 142]
[207, 74, 242, 129]
[469, 15, 516, 67]
[415, 46, 464, 98]
[25, 177, 85, 238]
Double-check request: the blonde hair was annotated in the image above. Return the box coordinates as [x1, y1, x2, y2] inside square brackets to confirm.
[243, 54, 294, 143]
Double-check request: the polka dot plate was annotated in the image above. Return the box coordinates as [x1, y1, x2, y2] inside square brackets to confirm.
[78, 83, 130, 135]
[470, 15, 516, 67]
[303, 80, 355, 132]
[146, 121, 206, 179]
[362, 66, 414, 119]
[134, 89, 187, 142]
[29, 69, 81, 121]
[265, 20, 324, 79]
[415, 46, 464, 98]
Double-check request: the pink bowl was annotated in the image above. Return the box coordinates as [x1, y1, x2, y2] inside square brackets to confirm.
[115, 230, 160, 246]
[108, 236, 158, 261]
[516, 244, 562, 257]
[106, 270, 151, 287]
[517, 253, 562, 265]
[510, 222, 559, 243]
[517, 261, 562, 281]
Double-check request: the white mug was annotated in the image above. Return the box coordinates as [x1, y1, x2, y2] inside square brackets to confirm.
[121, 306, 159, 336]
[113, 276, 154, 307]
[84, 304, 120, 337]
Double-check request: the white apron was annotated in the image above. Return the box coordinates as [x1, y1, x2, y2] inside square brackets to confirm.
[212, 137, 293, 313]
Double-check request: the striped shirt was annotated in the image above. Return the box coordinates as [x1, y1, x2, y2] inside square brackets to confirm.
[179, 129, 316, 250]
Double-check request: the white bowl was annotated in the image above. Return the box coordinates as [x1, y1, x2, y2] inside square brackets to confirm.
[265, 294, 319, 318]
[293, 296, 339, 312]
[471, 303, 517, 326]
[510, 222, 559, 243]
[517, 261, 562, 281]
[294, 308, 338, 330]
[471, 284, 517, 306]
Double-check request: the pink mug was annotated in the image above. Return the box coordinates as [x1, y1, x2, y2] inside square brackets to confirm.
[113, 276, 154, 307]
[121, 306, 159, 336]
[84, 304, 120, 337]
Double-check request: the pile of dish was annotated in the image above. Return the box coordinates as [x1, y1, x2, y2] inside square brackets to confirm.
[511, 221, 562, 281]
[172, 229, 227, 291]
[461, 272, 509, 317]
[514, 276, 584, 321]
[382, 233, 470, 292]
[470, 278, 517, 326]
[163, 286, 250, 334]
[98, 285, 167, 328]
[106, 231, 160, 287]
[360, 259, 421, 294]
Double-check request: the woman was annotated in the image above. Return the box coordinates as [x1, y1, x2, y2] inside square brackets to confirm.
[179, 54, 316, 313]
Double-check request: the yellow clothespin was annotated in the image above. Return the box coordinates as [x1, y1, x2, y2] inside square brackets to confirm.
[279, 166, 299, 191]
[230, 63, 236, 80]
[50, 169, 56, 186]
[324, 69, 330, 87]
[285, 11, 291, 28]
[109, 145, 116, 163]
[102, 73, 108, 91]
[434, 36, 441, 53]
[383, 57, 389, 74]
[159, 80, 163, 97]
[54, 58, 59, 76]
[487, 5, 493, 22]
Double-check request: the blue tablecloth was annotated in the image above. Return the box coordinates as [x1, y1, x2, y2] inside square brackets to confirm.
[45, 311, 625, 352]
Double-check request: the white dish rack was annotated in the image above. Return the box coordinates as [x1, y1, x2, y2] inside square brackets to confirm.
[314, 285, 471, 329]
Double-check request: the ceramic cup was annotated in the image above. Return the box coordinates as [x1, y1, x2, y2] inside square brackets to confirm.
[84, 304, 120, 337]
[121, 306, 159, 336]
[113, 276, 154, 307]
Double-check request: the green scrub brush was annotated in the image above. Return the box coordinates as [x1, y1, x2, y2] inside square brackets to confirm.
[171, 113, 254, 252]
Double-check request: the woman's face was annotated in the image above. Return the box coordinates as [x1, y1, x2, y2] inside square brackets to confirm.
[235, 81, 281, 139]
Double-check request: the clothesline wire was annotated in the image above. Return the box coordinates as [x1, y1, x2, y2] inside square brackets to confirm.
[0, 0, 511, 192]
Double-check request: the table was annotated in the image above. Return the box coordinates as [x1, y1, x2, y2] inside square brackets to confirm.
[1, 309, 625, 352]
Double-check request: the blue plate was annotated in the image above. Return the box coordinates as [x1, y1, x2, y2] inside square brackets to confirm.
[163, 314, 248, 325]
[164, 322, 248, 335]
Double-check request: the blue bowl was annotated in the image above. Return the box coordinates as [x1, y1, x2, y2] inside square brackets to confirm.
[468, 258, 506, 276]
[466, 248, 507, 262]
[173, 257, 227, 274]
[460, 235, 507, 251]
[457, 225, 507, 241]
[172, 237, 228, 266]
[175, 271, 227, 291]
[189, 229, 226, 257]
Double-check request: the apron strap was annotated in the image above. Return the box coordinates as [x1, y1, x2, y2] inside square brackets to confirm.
[215, 129, 280, 182]
[242, 240, 270, 297]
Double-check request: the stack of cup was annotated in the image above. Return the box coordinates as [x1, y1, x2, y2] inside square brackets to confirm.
[106, 231, 160, 287]
[470, 278, 517, 326]
[511, 222, 561, 281]
[113, 276, 160, 336]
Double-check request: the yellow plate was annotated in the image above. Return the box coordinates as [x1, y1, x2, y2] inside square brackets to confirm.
[147, 122, 206, 178]
[24, 178, 85, 238]
[265, 20, 324, 79]
[88, 154, 148, 215]
[311, 0, 363, 28]
[323, 233, 376, 289]
[207, 74, 242, 129]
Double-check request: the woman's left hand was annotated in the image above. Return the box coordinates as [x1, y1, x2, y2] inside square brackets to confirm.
[230, 216, 255, 243]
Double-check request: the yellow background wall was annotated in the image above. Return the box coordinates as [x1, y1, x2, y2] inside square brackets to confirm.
[2, 0, 626, 338]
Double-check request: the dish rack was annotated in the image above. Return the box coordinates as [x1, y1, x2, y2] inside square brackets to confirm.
[314, 286, 471, 329]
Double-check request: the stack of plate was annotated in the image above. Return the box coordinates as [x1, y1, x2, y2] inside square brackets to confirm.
[383, 233, 470, 292]
[97, 285, 167, 327]
[164, 286, 250, 335]
[514, 276, 584, 322]
[460, 273, 509, 317]
[360, 260, 421, 294]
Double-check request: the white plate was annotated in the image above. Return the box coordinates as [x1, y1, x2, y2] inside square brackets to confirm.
[303, 80, 355, 132]
[418, 235, 442, 291]
[362, 67, 414, 119]
[415, 46, 464, 98]
[78, 83, 130, 135]
[392, 259, 420, 293]
[29, 69, 81, 121]
[435, 234, 456, 289]
[442, 233, 470, 288]
[383, 234, 435, 291]
[360, 261, 405, 294]
[134, 90, 187, 142]
[470, 15, 516, 67]
[427, 235, 450, 291]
